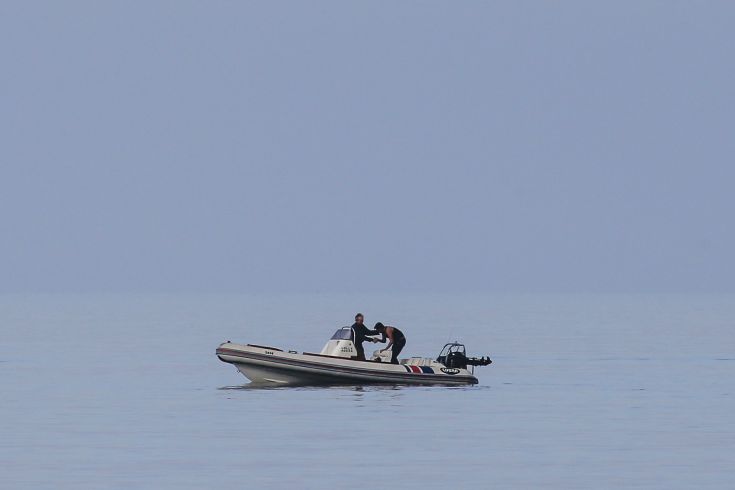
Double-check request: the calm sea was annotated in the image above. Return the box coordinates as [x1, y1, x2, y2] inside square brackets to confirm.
[1, 293, 733, 489]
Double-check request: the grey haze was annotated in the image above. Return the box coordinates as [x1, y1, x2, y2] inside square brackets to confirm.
[1, 1, 733, 293]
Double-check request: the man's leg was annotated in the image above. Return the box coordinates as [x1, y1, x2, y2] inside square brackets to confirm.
[356, 343, 366, 361]
[391, 339, 405, 364]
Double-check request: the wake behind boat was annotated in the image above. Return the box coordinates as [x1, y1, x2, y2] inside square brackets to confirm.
[216, 326, 492, 385]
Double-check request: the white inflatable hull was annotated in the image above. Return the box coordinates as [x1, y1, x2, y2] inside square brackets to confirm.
[216, 342, 478, 385]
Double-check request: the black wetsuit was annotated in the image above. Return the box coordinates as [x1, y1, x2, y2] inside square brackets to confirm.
[380, 327, 406, 364]
[351, 322, 378, 360]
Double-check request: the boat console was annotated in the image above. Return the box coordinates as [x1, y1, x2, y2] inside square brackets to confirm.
[319, 327, 358, 358]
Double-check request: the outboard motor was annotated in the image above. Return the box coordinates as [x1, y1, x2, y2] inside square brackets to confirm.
[437, 342, 492, 371]
[320, 327, 358, 358]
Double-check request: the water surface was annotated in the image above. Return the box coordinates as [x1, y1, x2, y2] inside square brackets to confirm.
[1, 294, 733, 488]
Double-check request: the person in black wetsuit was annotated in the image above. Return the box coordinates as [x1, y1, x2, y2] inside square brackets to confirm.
[351, 313, 379, 361]
[374, 322, 407, 364]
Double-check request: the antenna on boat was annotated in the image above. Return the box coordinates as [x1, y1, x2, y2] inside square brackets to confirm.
[446, 325, 456, 345]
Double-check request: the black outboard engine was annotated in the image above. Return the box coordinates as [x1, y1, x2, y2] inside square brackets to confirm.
[437, 342, 492, 371]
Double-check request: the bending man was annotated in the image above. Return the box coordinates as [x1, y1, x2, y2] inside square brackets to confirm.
[374, 322, 407, 364]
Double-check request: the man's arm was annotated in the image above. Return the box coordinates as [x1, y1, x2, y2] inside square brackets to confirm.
[368, 330, 383, 343]
[382, 329, 394, 351]
[357, 325, 379, 342]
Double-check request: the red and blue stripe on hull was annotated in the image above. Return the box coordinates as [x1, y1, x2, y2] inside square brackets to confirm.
[403, 365, 434, 374]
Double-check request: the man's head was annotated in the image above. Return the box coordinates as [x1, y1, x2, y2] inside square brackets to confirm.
[374, 322, 385, 332]
[354, 313, 364, 325]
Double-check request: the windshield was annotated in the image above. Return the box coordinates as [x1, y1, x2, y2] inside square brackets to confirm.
[330, 327, 354, 341]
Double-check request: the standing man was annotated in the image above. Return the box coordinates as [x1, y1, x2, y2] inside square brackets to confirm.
[351, 313, 378, 361]
[374, 322, 407, 364]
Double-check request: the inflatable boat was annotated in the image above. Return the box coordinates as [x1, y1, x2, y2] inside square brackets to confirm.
[216, 326, 491, 385]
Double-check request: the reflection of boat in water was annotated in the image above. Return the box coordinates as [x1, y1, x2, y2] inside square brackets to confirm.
[216, 326, 492, 385]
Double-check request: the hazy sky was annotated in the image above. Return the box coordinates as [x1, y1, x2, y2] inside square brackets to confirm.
[1, 1, 733, 293]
